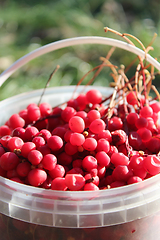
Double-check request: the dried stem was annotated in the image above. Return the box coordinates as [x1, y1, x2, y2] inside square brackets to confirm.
[38, 65, 60, 106]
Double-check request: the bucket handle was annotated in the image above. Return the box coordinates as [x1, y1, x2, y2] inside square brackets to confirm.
[0, 36, 160, 87]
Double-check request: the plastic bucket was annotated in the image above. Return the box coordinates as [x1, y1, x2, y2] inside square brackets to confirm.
[0, 36, 160, 240]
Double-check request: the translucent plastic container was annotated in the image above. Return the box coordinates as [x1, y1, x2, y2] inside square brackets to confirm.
[1, 36, 160, 240]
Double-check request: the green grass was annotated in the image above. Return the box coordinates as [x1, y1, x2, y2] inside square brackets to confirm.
[0, 0, 160, 100]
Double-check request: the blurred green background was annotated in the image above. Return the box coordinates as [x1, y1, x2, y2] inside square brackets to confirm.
[0, 0, 160, 100]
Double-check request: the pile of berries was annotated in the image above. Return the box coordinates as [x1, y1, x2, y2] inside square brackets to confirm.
[0, 87, 160, 191]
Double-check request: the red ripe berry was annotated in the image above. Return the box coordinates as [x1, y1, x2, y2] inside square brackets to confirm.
[82, 155, 97, 172]
[127, 176, 143, 184]
[135, 117, 148, 129]
[146, 137, 160, 154]
[7, 137, 24, 152]
[126, 91, 138, 106]
[51, 177, 67, 191]
[16, 161, 31, 177]
[112, 165, 133, 182]
[61, 106, 76, 122]
[76, 94, 88, 110]
[97, 130, 112, 142]
[128, 132, 143, 150]
[8, 114, 25, 129]
[140, 106, 153, 118]
[87, 109, 101, 122]
[49, 164, 65, 179]
[28, 150, 43, 165]
[86, 89, 102, 104]
[150, 101, 160, 113]
[108, 116, 123, 131]
[27, 104, 41, 122]
[143, 155, 160, 175]
[83, 137, 97, 151]
[95, 151, 110, 167]
[110, 152, 129, 166]
[137, 128, 152, 142]
[39, 102, 52, 117]
[47, 135, 63, 151]
[70, 133, 85, 146]
[111, 130, 127, 146]
[69, 116, 85, 133]
[0, 125, 11, 137]
[84, 182, 99, 191]
[0, 152, 19, 171]
[0, 135, 12, 148]
[126, 112, 139, 125]
[129, 155, 144, 171]
[32, 136, 46, 148]
[65, 173, 85, 191]
[110, 181, 126, 188]
[75, 111, 87, 119]
[28, 168, 47, 187]
[12, 127, 26, 140]
[41, 154, 57, 170]
[96, 138, 110, 153]
[89, 119, 106, 134]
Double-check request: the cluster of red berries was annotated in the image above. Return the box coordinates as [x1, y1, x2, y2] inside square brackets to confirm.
[0, 88, 160, 191]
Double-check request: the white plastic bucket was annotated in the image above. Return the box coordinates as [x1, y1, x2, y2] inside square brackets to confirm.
[0, 36, 160, 240]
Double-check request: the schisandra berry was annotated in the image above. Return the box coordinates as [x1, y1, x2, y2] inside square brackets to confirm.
[0, 152, 19, 171]
[69, 116, 85, 133]
[89, 119, 106, 134]
[108, 116, 123, 131]
[70, 133, 85, 146]
[28, 168, 47, 187]
[0, 125, 11, 137]
[41, 154, 57, 170]
[51, 177, 67, 191]
[8, 114, 25, 129]
[16, 161, 31, 178]
[110, 152, 129, 167]
[7, 137, 24, 152]
[82, 155, 98, 172]
[111, 130, 127, 146]
[143, 155, 160, 175]
[65, 173, 85, 191]
[83, 137, 97, 151]
[47, 135, 63, 151]
[86, 89, 102, 104]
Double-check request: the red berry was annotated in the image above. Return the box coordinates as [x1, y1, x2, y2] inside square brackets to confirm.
[28, 168, 47, 187]
[110, 152, 129, 166]
[47, 135, 63, 151]
[82, 155, 97, 172]
[86, 89, 102, 104]
[28, 150, 43, 165]
[41, 154, 57, 170]
[65, 173, 85, 191]
[0, 152, 19, 171]
[69, 116, 85, 133]
[51, 177, 67, 191]
[89, 119, 106, 134]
